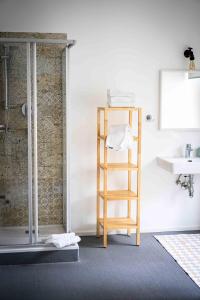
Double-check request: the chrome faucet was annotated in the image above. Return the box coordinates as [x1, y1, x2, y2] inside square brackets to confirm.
[185, 144, 193, 159]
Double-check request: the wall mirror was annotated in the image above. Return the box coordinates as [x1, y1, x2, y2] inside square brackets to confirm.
[160, 70, 200, 130]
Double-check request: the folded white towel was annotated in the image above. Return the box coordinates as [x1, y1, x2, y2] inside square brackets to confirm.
[106, 124, 134, 151]
[108, 101, 135, 107]
[109, 96, 134, 102]
[45, 233, 81, 249]
[107, 89, 135, 98]
[107, 89, 135, 107]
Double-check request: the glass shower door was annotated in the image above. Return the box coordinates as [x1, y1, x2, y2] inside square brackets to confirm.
[0, 43, 31, 245]
[37, 43, 65, 241]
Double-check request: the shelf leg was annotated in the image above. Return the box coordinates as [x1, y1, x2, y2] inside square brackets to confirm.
[136, 196, 141, 245]
[136, 108, 142, 246]
[136, 228, 140, 245]
[97, 187, 100, 237]
[97, 109, 100, 237]
[103, 110, 108, 247]
[128, 110, 132, 236]
[103, 199, 108, 248]
[127, 201, 131, 236]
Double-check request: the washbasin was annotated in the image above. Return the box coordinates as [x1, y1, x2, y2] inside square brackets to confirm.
[157, 157, 200, 174]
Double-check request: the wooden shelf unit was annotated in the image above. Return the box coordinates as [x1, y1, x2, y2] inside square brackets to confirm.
[97, 107, 142, 247]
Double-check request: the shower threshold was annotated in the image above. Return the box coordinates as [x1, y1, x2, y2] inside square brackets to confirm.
[0, 224, 65, 246]
[0, 225, 79, 264]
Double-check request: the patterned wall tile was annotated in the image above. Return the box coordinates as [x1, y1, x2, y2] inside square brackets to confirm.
[0, 32, 66, 227]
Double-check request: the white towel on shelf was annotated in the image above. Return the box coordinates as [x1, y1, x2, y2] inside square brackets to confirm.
[108, 89, 134, 98]
[107, 89, 135, 107]
[45, 233, 81, 249]
[106, 124, 134, 151]
[107, 101, 135, 107]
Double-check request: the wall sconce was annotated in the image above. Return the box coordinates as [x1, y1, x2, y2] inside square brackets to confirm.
[184, 47, 195, 71]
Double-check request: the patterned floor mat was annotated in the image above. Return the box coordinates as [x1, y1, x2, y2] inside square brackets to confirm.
[155, 234, 200, 288]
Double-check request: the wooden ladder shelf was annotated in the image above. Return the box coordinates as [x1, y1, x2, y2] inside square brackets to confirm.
[97, 107, 142, 247]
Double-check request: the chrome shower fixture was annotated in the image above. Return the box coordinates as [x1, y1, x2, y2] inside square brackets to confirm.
[21, 103, 27, 117]
[0, 124, 6, 132]
[1, 45, 9, 110]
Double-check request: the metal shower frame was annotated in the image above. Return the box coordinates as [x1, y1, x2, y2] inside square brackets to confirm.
[0, 37, 75, 245]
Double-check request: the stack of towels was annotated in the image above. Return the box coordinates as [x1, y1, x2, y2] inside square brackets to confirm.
[106, 124, 134, 151]
[107, 89, 135, 107]
[45, 232, 81, 249]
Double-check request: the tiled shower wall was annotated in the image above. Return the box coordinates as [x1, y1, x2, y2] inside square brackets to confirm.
[0, 32, 66, 226]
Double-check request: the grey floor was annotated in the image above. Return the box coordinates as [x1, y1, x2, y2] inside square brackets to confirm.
[0, 233, 200, 300]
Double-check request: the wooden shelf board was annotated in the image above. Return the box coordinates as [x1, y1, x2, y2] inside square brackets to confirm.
[98, 217, 137, 229]
[98, 107, 139, 111]
[99, 190, 138, 200]
[98, 134, 138, 142]
[99, 163, 138, 171]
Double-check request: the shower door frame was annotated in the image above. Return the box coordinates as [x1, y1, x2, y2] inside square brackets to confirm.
[0, 37, 75, 246]
[27, 42, 33, 243]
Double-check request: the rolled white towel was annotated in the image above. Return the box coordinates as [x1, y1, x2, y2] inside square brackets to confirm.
[106, 124, 134, 151]
[45, 233, 81, 249]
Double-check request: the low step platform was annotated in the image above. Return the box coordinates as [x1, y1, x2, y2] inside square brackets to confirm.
[0, 244, 79, 265]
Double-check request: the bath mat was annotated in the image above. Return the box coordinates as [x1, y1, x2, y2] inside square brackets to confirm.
[155, 234, 200, 288]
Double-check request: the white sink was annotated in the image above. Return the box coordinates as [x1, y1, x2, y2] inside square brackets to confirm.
[157, 157, 200, 174]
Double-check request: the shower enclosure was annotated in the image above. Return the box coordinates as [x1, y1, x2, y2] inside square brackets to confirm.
[0, 33, 74, 250]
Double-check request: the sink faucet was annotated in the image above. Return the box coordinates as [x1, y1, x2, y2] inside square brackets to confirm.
[185, 144, 193, 159]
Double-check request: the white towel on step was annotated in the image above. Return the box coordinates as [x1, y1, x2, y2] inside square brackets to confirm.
[45, 233, 81, 249]
[106, 124, 134, 151]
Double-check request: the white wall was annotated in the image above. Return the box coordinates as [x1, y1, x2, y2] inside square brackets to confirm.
[1, 0, 200, 234]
